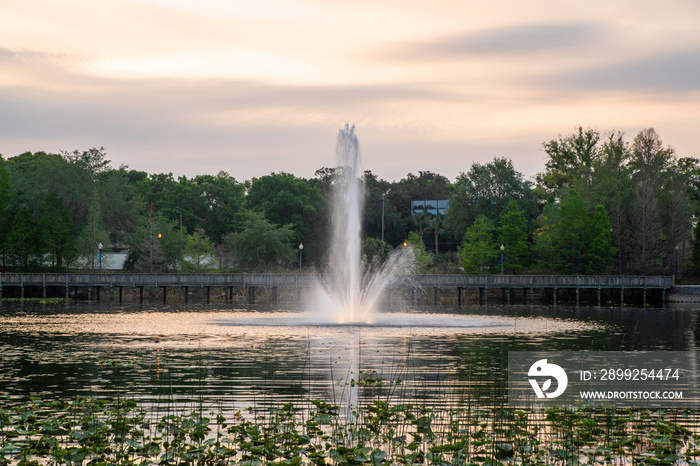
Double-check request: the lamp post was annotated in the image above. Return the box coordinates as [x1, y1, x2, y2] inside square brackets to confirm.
[298, 243, 304, 273]
[500, 244, 504, 275]
[675, 244, 679, 278]
[98, 242, 103, 274]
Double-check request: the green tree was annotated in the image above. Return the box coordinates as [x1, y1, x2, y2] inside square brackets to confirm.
[692, 222, 700, 270]
[223, 210, 296, 272]
[62, 147, 111, 174]
[7, 148, 143, 270]
[63, 148, 114, 267]
[182, 227, 215, 272]
[244, 172, 322, 261]
[191, 172, 245, 242]
[531, 202, 559, 273]
[626, 128, 682, 273]
[6, 208, 42, 271]
[677, 157, 700, 207]
[0, 158, 10, 270]
[629, 128, 674, 184]
[40, 192, 75, 269]
[124, 205, 184, 272]
[458, 215, 498, 274]
[410, 212, 433, 243]
[97, 168, 143, 244]
[427, 214, 444, 255]
[585, 205, 616, 273]
[403, 231, 432, 272]
[661, 167, 693, 274]
[630, 178, 664, 275]
[445, 157, 534, 240]
[553, 190, 588, 273]
[135, 173, 201, 237]
[586, 132, 635, 273]
[536, 126, 601, 196]
[362, 170, 404, 247]
[362, 237, 392, 266]
[497, 200, 530, 274]
[387, 171, 451, 249]
[387, 171, 451, 219]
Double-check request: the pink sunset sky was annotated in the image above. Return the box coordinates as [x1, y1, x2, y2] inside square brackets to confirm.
[1, 0, 698, 182]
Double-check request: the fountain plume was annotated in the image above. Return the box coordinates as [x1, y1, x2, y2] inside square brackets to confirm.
[314, 124, 414, 322]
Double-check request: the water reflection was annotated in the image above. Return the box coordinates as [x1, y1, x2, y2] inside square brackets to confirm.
[0, 302, 697, 413]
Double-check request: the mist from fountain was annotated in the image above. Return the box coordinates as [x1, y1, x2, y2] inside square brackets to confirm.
[314, 124, 414, 323]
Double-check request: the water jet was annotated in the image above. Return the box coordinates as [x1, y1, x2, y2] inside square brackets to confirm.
[313, 124, 414, 323]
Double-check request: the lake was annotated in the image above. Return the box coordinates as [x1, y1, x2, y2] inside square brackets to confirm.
[1, 301, 697, 415]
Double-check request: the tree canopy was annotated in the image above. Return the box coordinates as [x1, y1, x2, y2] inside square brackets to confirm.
[0, 125, 695, 276]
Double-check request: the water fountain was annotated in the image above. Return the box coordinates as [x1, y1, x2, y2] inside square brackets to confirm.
[313, 124, 414, 323]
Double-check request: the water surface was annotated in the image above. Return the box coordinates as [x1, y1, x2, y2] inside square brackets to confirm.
[0, 302, 697, 413]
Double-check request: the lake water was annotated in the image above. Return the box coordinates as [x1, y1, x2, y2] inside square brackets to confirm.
[0, 302, 698, 416]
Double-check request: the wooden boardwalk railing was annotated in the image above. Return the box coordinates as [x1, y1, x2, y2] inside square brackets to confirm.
[0, 273, 674, 305]
[0, 272, 673, 289]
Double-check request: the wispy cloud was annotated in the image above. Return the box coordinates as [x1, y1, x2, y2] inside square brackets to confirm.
[538, 49, 700, 92]
[380, 22, 605, 60]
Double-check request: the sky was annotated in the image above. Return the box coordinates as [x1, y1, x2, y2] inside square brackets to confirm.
[1, 0, 699, 183]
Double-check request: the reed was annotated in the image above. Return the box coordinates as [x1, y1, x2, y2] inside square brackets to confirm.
[1, 380, 699, 464]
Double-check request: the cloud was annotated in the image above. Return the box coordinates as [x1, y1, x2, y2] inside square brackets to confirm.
[539, 49, 700, 92]
[381, 22, 605, 60]
[0, 47, 461, 179]
[0, 46, 446, 138]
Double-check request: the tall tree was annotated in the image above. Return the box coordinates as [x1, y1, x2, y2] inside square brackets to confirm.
[585, 205, 616, 273]
[39, 192, 75, 269]
[387, 171, 451, 244]
[223, 210, 296, 272]
[244, 172, 322, 259]
[629, 128, 673, 185]
[445, 157, 534, 240]
[6, 208, 42, 271]
[587, 132, 634, 274]
[553, 190, 588, 274]
[0, 158, 10, 270]
[191, 171, 245, 243]
[536, 126, 600, 195]
[660, 169, 693, 274]
[628, 129, 674, 273]
[124, 204, 184, 272]
[403, 231, 432, 271]
[387, 171, 451, 219]
[531, 202, 559, 273]
[362, 237, 391, 266]
[497, 200, 530, 274]
[458, 215, 498, 274]
[182, 227, 215, 272]
[692, 223, 700, 270]
[361, 170, 404, 246]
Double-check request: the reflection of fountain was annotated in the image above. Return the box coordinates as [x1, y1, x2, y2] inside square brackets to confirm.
[314, 124, 413, 323]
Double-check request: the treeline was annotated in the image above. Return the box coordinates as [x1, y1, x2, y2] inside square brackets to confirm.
[0, 127, 697, 275]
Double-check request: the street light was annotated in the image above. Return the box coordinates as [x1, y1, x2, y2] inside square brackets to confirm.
[500, 244, 505, 275]
[675, 244, 680, 278]
[98, 242, 103, 274]
[298, 243, 304, 273]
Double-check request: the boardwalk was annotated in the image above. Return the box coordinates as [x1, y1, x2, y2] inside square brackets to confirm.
[0, 273, 674, 306]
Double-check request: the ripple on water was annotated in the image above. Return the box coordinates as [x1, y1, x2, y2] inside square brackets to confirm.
[0, 309, 598, 349]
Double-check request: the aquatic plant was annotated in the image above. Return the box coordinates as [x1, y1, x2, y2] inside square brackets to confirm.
[0, 395, 698, 465]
